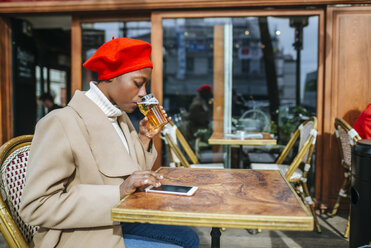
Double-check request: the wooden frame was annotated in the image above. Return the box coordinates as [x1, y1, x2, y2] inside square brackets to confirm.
[71, 16, 82, 94]
[0, 17, 13, 144]
[0, 0, 369, 14]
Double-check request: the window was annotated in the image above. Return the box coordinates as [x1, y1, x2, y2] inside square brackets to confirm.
[161, 15, 319, 169]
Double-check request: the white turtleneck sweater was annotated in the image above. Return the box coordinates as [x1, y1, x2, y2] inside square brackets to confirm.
[85, 81, 130, 154]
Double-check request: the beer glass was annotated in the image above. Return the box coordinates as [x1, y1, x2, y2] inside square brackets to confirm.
[137, 93, 168, 129]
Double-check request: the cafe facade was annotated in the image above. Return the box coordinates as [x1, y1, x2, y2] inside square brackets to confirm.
[0, 0, 370, 210]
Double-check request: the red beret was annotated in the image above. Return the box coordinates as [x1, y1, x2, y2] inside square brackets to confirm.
[197, 84, 212, 95]
[83, 37, 153, 81]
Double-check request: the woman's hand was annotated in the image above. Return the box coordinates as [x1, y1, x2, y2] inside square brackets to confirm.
[119, 170, 163, 199]
[138, 106, 171, 149]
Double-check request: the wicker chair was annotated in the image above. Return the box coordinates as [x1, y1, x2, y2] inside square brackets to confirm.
[331, 117, 361, 238]
[161, 121, 224, 169]
[251, 117, 321, 233]
[0, 135, 38, 248]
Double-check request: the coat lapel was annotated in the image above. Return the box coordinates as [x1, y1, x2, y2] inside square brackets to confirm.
[118, 114, 138, 164]
[68, 91, 138, 177]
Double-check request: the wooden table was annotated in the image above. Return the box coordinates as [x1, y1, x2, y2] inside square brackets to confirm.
[208, 132, 277, 168]
[208, 132, 277, 146]
[112, 167, 313, 248]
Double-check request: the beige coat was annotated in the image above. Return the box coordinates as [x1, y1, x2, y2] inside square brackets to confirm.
[19, 91, 157, 248]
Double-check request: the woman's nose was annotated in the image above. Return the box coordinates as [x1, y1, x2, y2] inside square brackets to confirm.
[138, 85, 147, 97]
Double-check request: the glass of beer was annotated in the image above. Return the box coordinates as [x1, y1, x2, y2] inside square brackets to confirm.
[137, 94, 168, 129]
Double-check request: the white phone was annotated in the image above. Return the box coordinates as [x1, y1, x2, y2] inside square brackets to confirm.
[145, 184, 198, 196]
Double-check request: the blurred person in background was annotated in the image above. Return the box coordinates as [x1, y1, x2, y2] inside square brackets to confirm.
[39, 92, 62, 113]
[187, 84, 213, 138]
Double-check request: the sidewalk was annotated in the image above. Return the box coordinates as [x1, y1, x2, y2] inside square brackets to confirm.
[196, 213, 349, 248]
[0, 214, 349, 248]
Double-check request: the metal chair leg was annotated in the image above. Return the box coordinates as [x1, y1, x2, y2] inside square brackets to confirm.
[331, 196, 341, 217]
[295, 184, 306, 203]
[331, 175, 350, 217]
[344, 210, 350, 238]
[302, 181, 322, 233]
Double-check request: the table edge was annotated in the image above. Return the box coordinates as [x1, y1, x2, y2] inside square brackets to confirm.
[111, 207, 313, 231]
[208, 138, 277, 145]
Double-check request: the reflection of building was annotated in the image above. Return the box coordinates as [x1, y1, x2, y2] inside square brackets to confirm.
[280, 55, 296, 105]
[302, 70, 317, 111]
[163, 17, 298, 115]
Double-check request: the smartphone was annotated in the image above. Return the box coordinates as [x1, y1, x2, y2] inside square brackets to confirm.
[145, 184, 198, 196]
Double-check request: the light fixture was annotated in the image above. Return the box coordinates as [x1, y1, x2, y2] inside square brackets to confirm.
[244, 30, 250, 36]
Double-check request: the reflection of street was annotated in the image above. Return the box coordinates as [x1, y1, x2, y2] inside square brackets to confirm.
[163, 17, 318, 122]
[161, 16, 318, 172]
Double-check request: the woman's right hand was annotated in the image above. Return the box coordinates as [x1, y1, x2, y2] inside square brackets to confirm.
[119, 170, 163, 199]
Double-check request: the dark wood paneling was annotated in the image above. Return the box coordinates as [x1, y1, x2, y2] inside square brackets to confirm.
[320, 6, 371, 207]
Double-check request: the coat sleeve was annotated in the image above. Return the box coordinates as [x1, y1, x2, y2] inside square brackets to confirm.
[124, 113, 157, 171]
[19, 113, 120, 229]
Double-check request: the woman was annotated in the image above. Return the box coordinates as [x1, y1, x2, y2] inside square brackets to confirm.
[20, 37, 199, 248]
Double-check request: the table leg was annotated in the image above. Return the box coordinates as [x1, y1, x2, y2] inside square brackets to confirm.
[239, 145, 251, 168]
[239, 145, 251, 169]
[210, 227, 221, 248]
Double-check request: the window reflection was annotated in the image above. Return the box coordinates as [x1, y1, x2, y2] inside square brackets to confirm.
[162, 16, 318, 167]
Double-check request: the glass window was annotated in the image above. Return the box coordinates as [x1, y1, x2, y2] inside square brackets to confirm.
[36, 66, 67, 120]
[162, 16, 318, 172]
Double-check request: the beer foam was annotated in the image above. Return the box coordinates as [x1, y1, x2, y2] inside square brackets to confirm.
[141, 98, 159, 104]
[139, 94, 159, 105]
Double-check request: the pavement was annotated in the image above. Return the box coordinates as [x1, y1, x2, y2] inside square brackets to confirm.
[0, 213, 350, 248]
[195, 213, 350, 248]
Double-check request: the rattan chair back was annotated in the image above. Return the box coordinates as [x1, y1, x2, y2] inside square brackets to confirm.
[335, 118, 361, 169]
[162, 121, 200, 168]
[0, 135, 38, 248]
[276, 117, 318, 181]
